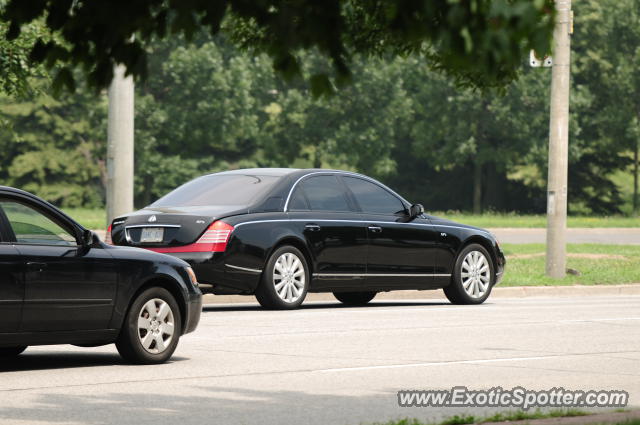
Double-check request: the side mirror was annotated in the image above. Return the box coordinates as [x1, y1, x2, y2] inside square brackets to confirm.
[82, 229, 96, 246]
[409, 203, 424, 219]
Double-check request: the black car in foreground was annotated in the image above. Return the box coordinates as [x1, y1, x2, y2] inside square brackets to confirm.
[0, 186, 202, 363]
[109, 168, 505, 309]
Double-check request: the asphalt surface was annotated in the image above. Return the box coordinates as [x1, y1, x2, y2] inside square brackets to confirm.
[1, 295, 639, 425]
[488, 228, 640, 245]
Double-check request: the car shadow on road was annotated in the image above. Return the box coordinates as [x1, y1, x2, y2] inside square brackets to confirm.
[203, 300, 452, 312]
[0, 385, 449, 425]
[0, 351, 189, 372]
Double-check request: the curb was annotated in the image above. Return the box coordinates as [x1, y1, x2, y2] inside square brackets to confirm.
[202, 284, 640, 305]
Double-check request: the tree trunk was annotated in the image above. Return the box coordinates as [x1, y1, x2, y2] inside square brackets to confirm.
[473, 157, 482, 214]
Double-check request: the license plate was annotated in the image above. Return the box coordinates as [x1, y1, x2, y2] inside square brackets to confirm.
[140, 227, 164, 243]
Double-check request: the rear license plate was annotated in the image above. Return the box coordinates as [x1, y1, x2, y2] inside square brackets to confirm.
[140, 227, 164, 243]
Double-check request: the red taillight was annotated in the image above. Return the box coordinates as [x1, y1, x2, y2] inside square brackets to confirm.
[144, 221, 234, 254]
[105, 224, 113, 244]
[195, 221, 234, 252]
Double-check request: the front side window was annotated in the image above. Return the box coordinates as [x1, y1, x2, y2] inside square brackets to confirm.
[299, 175, 351, 212]
[0, 200, 76, 245]
[343, 176, 406, 215]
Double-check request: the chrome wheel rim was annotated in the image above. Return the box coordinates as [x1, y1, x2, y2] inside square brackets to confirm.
[138, 298, 175, 354]
[273, 252, 306, 303]
[461, 251, 491, 299]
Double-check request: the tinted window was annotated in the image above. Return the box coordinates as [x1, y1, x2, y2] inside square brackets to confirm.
[288, 187, 309, 211]
[0, 200, 76, 245]
[343, 176, 405, 215]
[151, 174, 280, 207]
[299, 175, 351, 212]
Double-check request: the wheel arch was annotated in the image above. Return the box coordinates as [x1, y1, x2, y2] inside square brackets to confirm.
[268, 236, 314, 275]
[457, 235, 499, 274]
[126, 274, 188, 335]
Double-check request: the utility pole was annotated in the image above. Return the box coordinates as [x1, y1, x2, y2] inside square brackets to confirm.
[106, 65, 135, 225]
[546, 0, 572, 278]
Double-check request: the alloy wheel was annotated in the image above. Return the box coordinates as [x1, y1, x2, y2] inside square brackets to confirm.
[273, 252, 306, 303]
[137, 298, 175, 354]
[461, 250, 491, 299]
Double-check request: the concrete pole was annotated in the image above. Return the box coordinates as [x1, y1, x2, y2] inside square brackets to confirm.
[106, 65, 135, 225]
[545, 0, 572, 278]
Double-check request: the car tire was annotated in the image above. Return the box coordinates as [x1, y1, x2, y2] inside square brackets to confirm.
[116, 287, 182, 364]
[0, 346, 27, 358]
[333, 291, 377, 306]
[255, 245, 309, 310]
[444, 243, 494, 305]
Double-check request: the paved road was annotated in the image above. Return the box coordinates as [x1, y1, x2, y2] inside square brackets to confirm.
[488, 228, 640, 245]
[1, 295, 639, 425]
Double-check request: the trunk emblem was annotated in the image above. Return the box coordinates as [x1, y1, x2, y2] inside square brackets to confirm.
[196, 219, 205, 224]
[148, 215, 157, 222]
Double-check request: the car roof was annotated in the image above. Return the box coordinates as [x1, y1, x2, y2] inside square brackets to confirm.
[0, 185, 34, 196]
[205, 168, 300, 177]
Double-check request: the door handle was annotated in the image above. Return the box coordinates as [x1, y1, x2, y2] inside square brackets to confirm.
[26, 262, 47, 272]
[304, 224, 321, 232]
[367, 225, 383, 233]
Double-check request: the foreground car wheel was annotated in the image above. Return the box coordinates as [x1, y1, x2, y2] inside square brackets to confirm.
[333, 291, 377, 306]
[255, 245, 309, 310]
[444, 243, 494, 305]
[0, 346, 27, 358]
[116, 287, 182, 364]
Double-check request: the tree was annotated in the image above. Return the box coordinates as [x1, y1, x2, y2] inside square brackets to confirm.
[1, 0, 554, 95]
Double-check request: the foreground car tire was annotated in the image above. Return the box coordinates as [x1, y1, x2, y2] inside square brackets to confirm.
[255, 245, 309, 310]
[116, 287, 182, 364]
[444, 243, 494, 305]
[0, 346, 27, 358]
[333, 291, 377, 306]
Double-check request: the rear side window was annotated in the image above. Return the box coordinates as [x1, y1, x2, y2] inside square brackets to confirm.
[0, 200, 77, 246]
[343, 176, 405, 215]
[299, 175, 351, 212]
[151, 174, 280, 207]
[288, 187, 309, 211]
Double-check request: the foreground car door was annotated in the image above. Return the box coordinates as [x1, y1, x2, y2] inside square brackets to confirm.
[0, 198, 118, 332]
[0, 242, 23, 333]
[341, 176, 439, 289]
[287, 174, 367, 290]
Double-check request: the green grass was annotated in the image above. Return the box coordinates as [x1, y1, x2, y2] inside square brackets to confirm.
[501, 244, 640, 286]
[431, 212, 639, 228]
[376, 409, 590, 425]
[60, 208, 106, 230]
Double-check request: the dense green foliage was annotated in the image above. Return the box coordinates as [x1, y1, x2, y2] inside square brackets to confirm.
[0, 0, 638, 215]
[1, 0, 554, 94]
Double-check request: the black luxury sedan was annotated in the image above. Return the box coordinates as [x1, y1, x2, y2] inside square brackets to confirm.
[109, 168, 505, 309]
[0, 186, 202, 363]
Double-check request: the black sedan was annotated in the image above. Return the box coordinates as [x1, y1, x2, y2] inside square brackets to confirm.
[0, 186, 202, 363]
[109, 168, 505, 309]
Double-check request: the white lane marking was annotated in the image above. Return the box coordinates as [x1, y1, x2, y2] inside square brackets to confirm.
[317, 351, 636, 373]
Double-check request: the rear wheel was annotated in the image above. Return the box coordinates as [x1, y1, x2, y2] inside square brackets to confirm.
[0, 346, 27, 358]
[116, 287, 182, 364]
[333, 291, 377, 306]
[255, 245, 309, 310]
[444, 243, 494, 305]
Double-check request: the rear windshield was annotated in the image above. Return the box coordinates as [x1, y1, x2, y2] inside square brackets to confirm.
[151, 174, 280, 207]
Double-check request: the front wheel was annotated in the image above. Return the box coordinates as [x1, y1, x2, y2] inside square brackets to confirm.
[444, 243, 494, 305]
[0, 346, 27, 358]
[255, 245, 309, 310]
[333, 291, 377, 306]
[116, 287, 182, 364]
